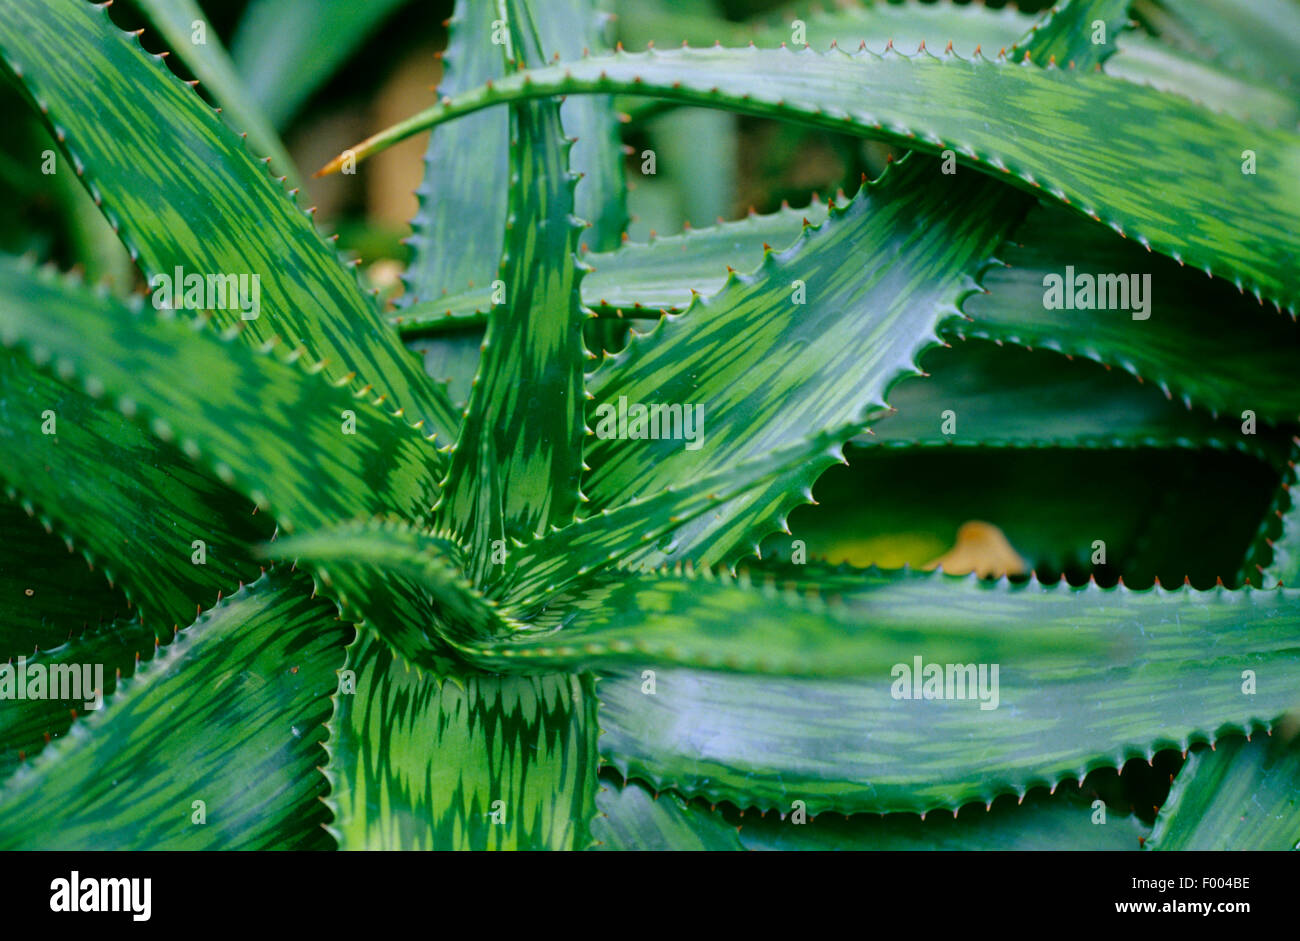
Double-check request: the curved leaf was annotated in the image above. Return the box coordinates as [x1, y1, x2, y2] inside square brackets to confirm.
[0, 502, 130, 658]
[584, 157, 1020, 565]
[1146, 732, 1300, 850]
[958, 205, 1300, 422]
[438, 7, 589, 553]
[0, 333, 273, 633]
[333, 44, 1300, 313]
[267, 518, 504, 674]
[617, 0, 1299, 126]
[0, 571, 345, 850]
[592, 776, 743, 850]
[0, 0, 458, 439]
[0, 257, 442, 537]
[876, 340, 1290, 458]
[134, 0, 299, 187]
[0, 609, 154, 780]
[596, 571, 1300, 815]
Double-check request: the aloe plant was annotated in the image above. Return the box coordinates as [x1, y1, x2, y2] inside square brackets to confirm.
[0, 0, 1296, 851]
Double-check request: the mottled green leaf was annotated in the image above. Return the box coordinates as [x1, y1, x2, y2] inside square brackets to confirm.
[0, 571, 345, 850]
[492, 565, 1103, 677]
[0, 0, 458, 439]
[0, 267, 276, 632]
[438, 6, 589, 558]
[500, 425, 862, 609]
[735, 787, 1149, 850]
[402, 0, 510, 307]
[0, 502, 130, 658]
[402, 0, 624, 412]
[323, 631, 599, 850]
[618, 0, 1299, 125]
[1008, 0, 1131, 68]
[583, 158, 1019, 565]
[958, 205, 1300, 423]
[343, 44, 1300, 313]
[537, 0, 627, 250]
[1147, 733, 1300, 850]
[597, 571, 1300, 814]
[134, 0, 299, 187]
[876, 340, 1289, 459]
[592, 777, 743, 850]
[393, 199, 836, 332]
[410, 197, 1300, 425]
[0, 608, 154, 780]
[267, 518, 503, 674]
[0, 257, 442, 537]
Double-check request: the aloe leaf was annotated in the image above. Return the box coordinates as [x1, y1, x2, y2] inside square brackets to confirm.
[1146, 733, 1300, 850]
[957, 205, 1300, 423]
[593, 777, 743, 850]
[618, 0, 1299, 126]
[406, 0, 624, 301]
[272, 430, 862, 666]
[392, 199, 837, 332]
[0, 325, 273, 633]
[0, 258, 442, 537]
[733, 787, 1149, 850]
[876, 340, 1290, 458]
[231, 0, 408, 129]
[323, 631, 599, 850]
[401, 0, 510, 308]
[596, 572, 1300, 815]
[1008, 0, 1131, 68]
[0, 502, 131, 657]
[334, 45, 1300, 313]
[0, 571, 345, 850]
[0, 608, 154, 780]
[410, 194, 1300, 425]
[0, 0, 458, 440]
[276, 521, 1104, 678]
[594, 774, 1144, 848]
[266, 519, 503, 673]
[537, 0, 627, 250]
[583, 157, 1020, 565]
[491, 565, 1107, 677]
[499, 425, 863, 608]
[1240, 439, 1300, 588]
[134, 0, 300, 188]
[402, 0, 624, 412]
[436, 4, 589, 560]
[398, 0, 512, 413]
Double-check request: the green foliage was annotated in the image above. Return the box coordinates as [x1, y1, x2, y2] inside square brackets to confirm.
[0, 0, 1296, 851]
